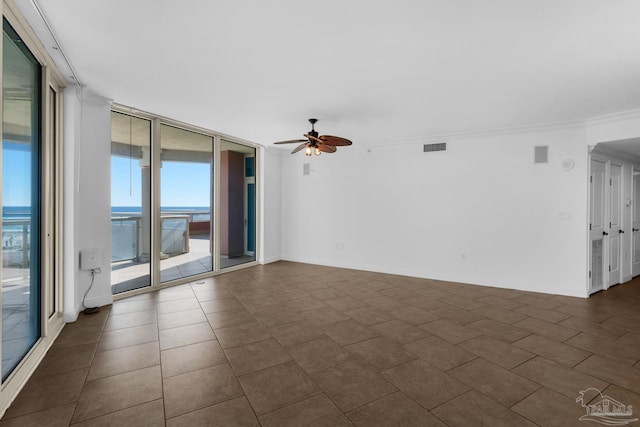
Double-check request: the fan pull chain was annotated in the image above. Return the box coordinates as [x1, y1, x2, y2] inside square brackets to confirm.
[129, 115, 133, 196]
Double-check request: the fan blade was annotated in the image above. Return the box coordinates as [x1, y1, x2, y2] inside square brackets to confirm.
[319, 135, 352, 146]
[291, 142, 309, 154]
[274, 139, 307, 144]
[304, 134, 323, 145]
[317, 143, 337, 153]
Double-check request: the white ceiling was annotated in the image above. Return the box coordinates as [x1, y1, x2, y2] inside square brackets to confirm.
[16, 0, 640, 149]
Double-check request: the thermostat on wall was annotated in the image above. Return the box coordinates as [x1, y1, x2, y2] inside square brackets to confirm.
[80, 248, 102, 270]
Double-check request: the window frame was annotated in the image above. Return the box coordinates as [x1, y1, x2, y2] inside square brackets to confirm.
[110, 104, 261, 299]
[0, 0, 65, 413]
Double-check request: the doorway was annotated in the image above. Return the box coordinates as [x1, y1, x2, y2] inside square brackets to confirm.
[632, 171, 640, 277]
[588, 141, 640, 294]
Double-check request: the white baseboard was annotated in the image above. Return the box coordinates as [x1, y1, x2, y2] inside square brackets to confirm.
[84, 294, 113, 309]
[63, 310, 79, 323]
[280, 254, 590, 299]
[65, 293, 113, 323]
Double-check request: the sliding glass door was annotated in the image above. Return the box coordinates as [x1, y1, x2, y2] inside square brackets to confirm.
[110, 112, 152, 294]
[110, 111, 258, 294]
[0, 5, 64, 412]
[0, 15, 64, 384]
[2, 19, 41, 380]
[159, 124, 213, 282]
[220, 140, 256, 269]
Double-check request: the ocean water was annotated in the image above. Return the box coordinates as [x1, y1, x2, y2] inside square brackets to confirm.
[112, 206, 210, 221]
[112, 206, 208, 212]
[3, 206, 31, 219]
[4, 206, 210, 220]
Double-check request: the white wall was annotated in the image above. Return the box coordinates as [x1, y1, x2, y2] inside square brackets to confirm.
[260, 146, 282, 264]
[280, 125, 590, 297]
[63, 87, 113, 321]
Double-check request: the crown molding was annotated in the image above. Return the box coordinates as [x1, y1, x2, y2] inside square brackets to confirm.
[368, 108, 640, 150]
[586, 108, 640, 126]
[364, 118, 587, 150]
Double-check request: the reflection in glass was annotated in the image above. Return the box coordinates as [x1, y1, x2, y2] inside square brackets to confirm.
[220, 140, 256, 269]
[110, 112, 152, 294]
[160, 124, 213, 282]
[2, 20, 41, 380]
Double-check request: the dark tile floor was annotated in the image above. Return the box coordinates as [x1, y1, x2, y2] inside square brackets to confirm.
[1, 261, 640, 426]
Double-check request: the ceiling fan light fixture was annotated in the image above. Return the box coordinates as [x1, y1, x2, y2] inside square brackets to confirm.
[273, 118, 352, 155]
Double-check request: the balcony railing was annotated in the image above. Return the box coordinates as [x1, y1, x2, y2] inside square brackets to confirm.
[1, 211, 211, 268]
[2, 219, 30, 268]
[111, 210, 210, 262]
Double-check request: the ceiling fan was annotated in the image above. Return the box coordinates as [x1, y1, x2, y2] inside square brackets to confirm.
[274, 118, 352, 156]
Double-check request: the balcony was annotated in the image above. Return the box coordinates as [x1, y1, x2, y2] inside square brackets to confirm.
[2, 218, 33, 376]
[1, 212, 254, 297]
[111, 210, 253, 294]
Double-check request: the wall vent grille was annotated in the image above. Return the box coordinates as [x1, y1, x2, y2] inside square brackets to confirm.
[424, 142, 447, 152]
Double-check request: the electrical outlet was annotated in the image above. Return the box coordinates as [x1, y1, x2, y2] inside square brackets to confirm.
[80, 248, 102, 270]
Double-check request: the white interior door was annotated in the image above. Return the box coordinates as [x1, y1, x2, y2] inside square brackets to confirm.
[608, 163, 622, 286]
[589, 159, 606, 293]
[632, 172, 640, 277]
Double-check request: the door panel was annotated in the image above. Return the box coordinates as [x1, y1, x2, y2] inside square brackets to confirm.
[110, 113, 152, 294]
[633, 172, 640, 277]
[220, 142, 256, 269]
[159, 124, 214, 283]
[608, 163, 622, 286]
[589, 159, 606, 293]
[247, 183, 255, 253]
[245, 156, 255, 255]
[1, 20, 42, 381]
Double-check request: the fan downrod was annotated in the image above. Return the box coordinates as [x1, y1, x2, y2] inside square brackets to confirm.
[308, 118, 318, 138]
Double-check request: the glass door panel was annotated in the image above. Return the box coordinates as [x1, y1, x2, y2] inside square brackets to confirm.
[2, 20, 42, 380]
[110, 112, 152, 294]
[220, 140, 256, 269]
[160, 124, 213, 282]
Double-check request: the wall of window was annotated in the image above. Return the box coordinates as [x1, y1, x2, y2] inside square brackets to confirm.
[110, 108, 259, 294]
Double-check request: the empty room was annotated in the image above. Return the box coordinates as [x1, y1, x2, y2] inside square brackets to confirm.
[0, 0, 639, 426]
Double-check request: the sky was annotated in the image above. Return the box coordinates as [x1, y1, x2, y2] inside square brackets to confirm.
[3, 144, 212, 209]
[111, 156, 211, 208]
[2, 142, 32, 206]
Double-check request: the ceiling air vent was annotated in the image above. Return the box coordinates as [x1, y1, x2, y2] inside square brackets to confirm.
[534, 145, 548, 163]
[424, 142, 447, 152]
